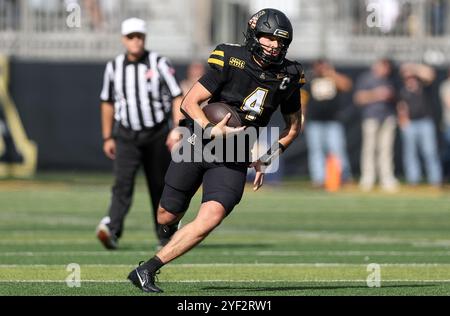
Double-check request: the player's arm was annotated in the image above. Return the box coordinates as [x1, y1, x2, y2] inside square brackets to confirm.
[278, 84, 303, 150]
[181, 82, 244, 138]
[181, 45, 224, 130]
[299, 89, 309, 133]
[252, 88, 302, 191]
[180, 82, 213, 129]
[255, 108, 302, 168]
[279, 109, 302, 149]
[252, 110, 301, 192]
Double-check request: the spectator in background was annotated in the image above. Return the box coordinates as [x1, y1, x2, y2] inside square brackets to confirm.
[439, 69, 450, 181]
[304, 59, 353, 188]
[180, 61, 205, 96]
[354, 59, 399, 192]
[397, 62, 441, 187]
[398, 63, 442, 187]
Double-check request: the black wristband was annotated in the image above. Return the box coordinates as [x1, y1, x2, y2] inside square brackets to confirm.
[260, 142, 285, 166]
[103, 136, 113, 142]
[203, 122, 215, 139]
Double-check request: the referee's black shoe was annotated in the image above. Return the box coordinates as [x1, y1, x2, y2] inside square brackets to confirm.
[127, 262, 163, 293]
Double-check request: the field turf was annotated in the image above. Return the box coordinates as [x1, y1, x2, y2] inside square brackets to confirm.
[1, 173, 450, 296]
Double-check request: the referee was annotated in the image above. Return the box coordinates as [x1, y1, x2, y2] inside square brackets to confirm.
[96, 18, 183, 250]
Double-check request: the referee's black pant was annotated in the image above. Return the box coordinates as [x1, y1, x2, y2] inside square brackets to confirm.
[107, 122, 171, 242]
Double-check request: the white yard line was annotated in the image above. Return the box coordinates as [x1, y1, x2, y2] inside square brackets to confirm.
[0, 240, 98, 245]
[3, 250, 450, 257]
[0, 251, 151, 256]
[2, 263, 450, 268]
[1, 279, 450, 283]
[1, 232, 450, 248]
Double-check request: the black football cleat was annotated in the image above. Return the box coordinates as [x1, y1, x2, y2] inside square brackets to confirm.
[127, 262, 163, 293]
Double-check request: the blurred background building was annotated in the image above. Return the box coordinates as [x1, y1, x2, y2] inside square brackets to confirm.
[1, 0, 450, 64]
[0, 0, 449, 184]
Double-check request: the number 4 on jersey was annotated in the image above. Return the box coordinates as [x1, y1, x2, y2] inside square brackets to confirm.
[241, 87, 268, 121]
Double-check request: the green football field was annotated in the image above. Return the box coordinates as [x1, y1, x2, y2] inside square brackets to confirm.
[1, 173, 450, 296]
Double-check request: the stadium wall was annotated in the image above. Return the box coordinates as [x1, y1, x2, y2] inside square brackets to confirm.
[8, 60, 446, 177]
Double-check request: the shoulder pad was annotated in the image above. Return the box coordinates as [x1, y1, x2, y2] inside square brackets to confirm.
[285, 60, 306, 86]
[207, 43, 244, 70]
[207, 44, 228, 69]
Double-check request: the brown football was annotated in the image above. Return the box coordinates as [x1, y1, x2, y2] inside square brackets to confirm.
[202, 102, 242, 128]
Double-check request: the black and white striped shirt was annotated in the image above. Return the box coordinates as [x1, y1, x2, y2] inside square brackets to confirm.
[100, 50, 182, 131]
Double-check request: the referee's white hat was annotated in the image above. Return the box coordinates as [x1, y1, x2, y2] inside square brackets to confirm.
[121, 18, 146, 36]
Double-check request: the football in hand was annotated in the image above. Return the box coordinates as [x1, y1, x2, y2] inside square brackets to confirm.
[202, 102, 242, 128]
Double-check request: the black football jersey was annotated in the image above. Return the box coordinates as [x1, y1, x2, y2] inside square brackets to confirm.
[199, 43, 306, 128]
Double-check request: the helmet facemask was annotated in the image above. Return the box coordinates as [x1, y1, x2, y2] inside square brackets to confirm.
[245, 29, 289, 65]
[244, 9, 293, 66]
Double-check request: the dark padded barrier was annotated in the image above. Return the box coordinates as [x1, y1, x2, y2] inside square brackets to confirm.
[8, 60, 446, 177]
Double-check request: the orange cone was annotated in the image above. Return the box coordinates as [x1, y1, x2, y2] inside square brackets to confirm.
[325, 154, 342, 192]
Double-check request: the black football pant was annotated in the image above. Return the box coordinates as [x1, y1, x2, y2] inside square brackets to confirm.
[107, 123, 171, 242]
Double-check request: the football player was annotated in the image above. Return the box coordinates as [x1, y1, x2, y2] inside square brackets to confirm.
[127, 8, 306, 293]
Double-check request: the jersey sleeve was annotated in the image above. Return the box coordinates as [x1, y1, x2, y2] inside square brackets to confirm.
[280, 87, 301, 115]
[280, 67, 305, 115]
[100, 61, 114, 103]
[198, 44, 228, 94]
[157, 57, 182, 98]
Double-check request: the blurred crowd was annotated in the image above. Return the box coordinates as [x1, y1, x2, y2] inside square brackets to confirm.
[303, 58, 450, 192]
